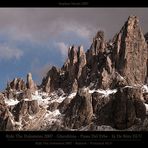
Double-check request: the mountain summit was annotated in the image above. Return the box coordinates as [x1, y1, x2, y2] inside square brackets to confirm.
[0, 16, 148, 131]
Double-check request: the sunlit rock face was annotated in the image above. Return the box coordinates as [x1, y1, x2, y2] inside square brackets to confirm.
[113, 16, 148, 85]
[1, 15, 148, 131]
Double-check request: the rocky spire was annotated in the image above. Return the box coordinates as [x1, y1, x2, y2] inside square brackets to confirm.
[64, 88, 93, 129]
[92, 30, 106, 54]
[60, 45, 86, 92]
[26, 73, 37, 92]
[8, 78, 26, 91]
[77, 45, 86, 79]
[86, 31, 106, 65]
[68, 46, 78, 65]
[113, 15, 148, 85]
[42, 66, 60, 93]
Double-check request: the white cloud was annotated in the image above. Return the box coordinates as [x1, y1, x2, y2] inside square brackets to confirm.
[63, 23, 92, 39]
[0, 20, 92, 45]
[0, 44, 23, 60]
[0, 9, 95, 44]
[0, 8, 148, 43]
[54, 42, 68, 58]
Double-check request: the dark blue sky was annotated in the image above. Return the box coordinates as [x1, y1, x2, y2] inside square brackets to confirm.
[0, 8, 148, 91]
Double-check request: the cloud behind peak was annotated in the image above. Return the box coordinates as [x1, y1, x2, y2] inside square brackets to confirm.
[0, 44, 23, 60]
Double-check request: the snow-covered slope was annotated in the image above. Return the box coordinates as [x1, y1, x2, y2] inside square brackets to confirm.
[3, 84, 148, 131]
[4, 98, 19, 106]
[89, 89, 117, 97]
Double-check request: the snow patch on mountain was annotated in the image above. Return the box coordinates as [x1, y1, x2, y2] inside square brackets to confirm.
[96, 89, 117, 97]
[88, 88, 117, 97]
[50, 96, 66, 103]
[45, 109, 61, 118]
[16, 91, 23, 94]
[123, 86, 133, 88]
[32, 91, 42, 100]
[40, 109, 63, 130]
[142, 85, 148, 93]
[4, 98, 19, 106]
[68, 92, 77, 98]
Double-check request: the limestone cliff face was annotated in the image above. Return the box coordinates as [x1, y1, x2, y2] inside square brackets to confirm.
[64, 88, 93, 129]
[42, 16, 148, 93]
[26, 73, 37, 92]
[113, 16, 148, 85]
[1, 15, 148, 131]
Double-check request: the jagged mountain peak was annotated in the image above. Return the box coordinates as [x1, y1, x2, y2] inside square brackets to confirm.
[127, 15, 139, 25]
[94, 30, 104, 41]
[1, 16, 148, 131]
[113, 15, 148, 85]
[120, 15, 139, 32]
